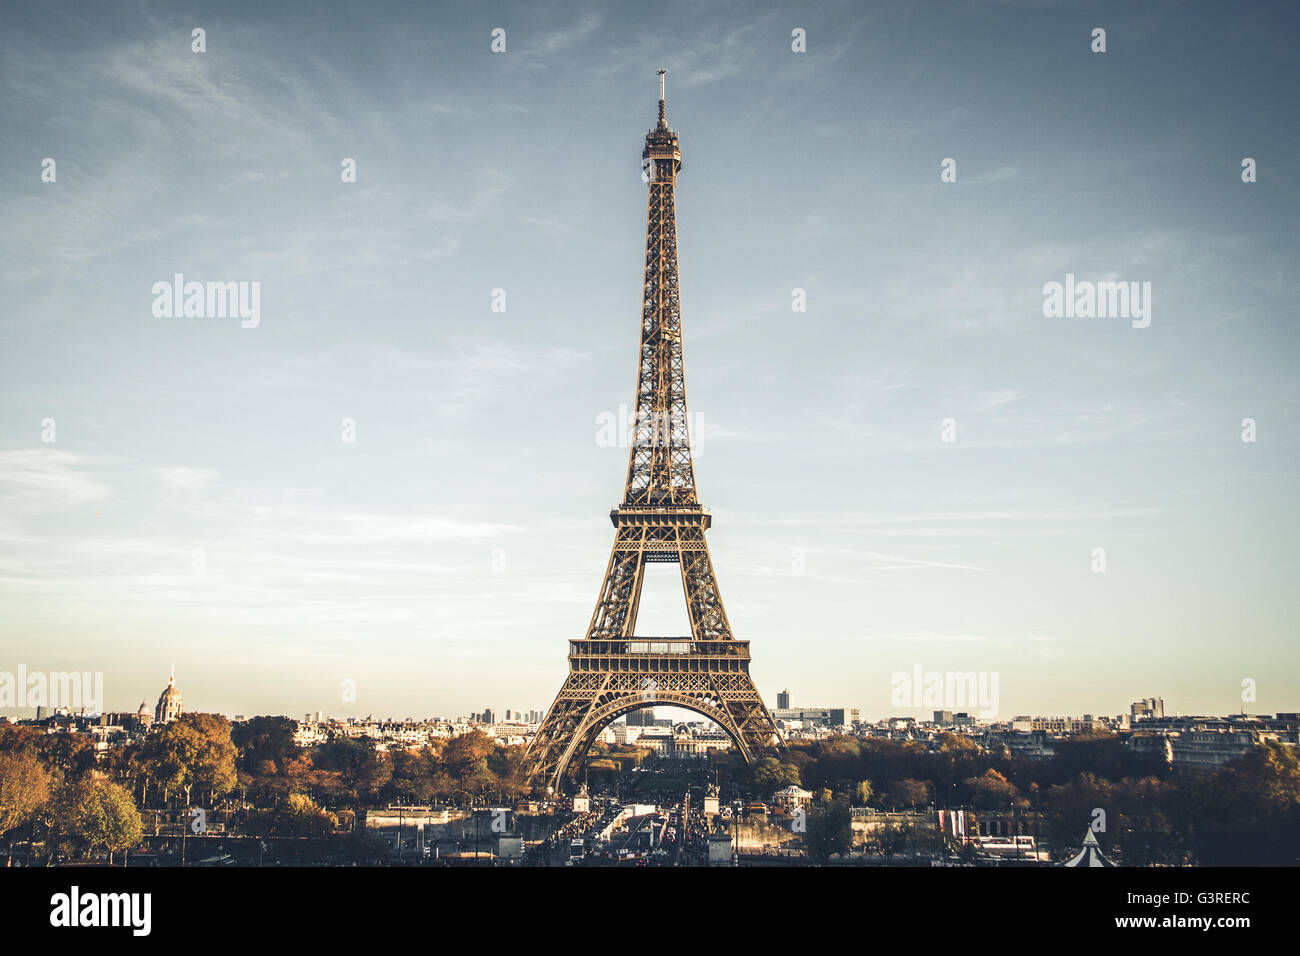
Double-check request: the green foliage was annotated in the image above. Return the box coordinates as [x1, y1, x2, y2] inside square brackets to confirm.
[251, 792, 339, 837]
[752, 756, 801, 794]
[873, 816, 944, 860]
[52, 777, 142, 862]
[803, 795, 853, 863]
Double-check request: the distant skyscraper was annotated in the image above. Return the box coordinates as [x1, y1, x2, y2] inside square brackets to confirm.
[777, 689, 791, 710]
[627, 708, 656, 727]
[1131, 697, 1165, 720]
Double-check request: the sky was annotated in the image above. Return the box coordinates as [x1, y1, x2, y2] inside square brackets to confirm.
[1, 0, 1297, 723]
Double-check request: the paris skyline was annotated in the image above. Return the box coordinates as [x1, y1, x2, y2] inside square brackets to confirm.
[2, 1, 1298, 723]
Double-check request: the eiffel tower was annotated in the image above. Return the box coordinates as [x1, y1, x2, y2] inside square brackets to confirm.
[525, 73, 785, 791]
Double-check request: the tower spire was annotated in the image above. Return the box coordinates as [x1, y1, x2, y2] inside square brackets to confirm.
[658, 69, 667, 126]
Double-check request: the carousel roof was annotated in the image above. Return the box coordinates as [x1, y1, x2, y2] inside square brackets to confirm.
[1060, 828, 1119, 867]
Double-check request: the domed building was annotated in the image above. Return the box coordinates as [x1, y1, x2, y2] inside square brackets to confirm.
[136, 699, 153, 730]
[154, 667, 183, 724]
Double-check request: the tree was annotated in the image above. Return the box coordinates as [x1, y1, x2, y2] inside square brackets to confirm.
[231, 716, 301, 774]
[964, 768, 1019, 810]
[1184, 740, 1300, 865]
[442, 731, 495, 776]
[313, 738, 392, 811]
[804, 795, 853, 863]
[853, 779, 874, 806]
[31, 732, 97, 779]
[487, 744, 530, 801]
[877, 815, 944, 863]
[874, 821, 907, 859]
[457, 756, 498, 803]
[137, 714, 237, 807]
[800, 737, 862, 793]
[0, 751, 51, 866]
[273, 793, 338, 837]
[1113, 776, 1184, 866]
[752, 757, 801, 795]
[1229, 739, 1300, 813]
[183, 714, 238, 803]
[53, 778, 143, 865]
[1040, 772, 1114, 860]
[888, 778, 930, 809]
[278, 753, 339, 803]
[387, 747, 441, 805]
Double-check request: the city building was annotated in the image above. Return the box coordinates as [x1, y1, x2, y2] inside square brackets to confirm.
[771, 706, 859, 727]
[626, 707, 656, 727]
[1131, 697, 1165, 721]
[154, 668, 182, 724]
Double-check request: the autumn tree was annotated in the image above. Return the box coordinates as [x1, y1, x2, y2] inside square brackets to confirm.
[50, 777, 143, 865]
[963, 768, 1019, 810]
[270, 793, 338, 837]
[231, 716, 301, 787]
[0, 751, 51, 866]
[441, 731, 498, 803]
[312, 738, 392, 811]
[137, 713, 237, 807]
[30, 731, 96, 780]
[887, 778, 930, 810]
[1185, 740, 1300, 865]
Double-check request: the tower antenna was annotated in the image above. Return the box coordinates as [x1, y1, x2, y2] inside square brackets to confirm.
[658, 69, 667, 124]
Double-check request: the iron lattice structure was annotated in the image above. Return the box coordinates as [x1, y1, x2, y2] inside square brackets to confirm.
[525, 76, 785, 791]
